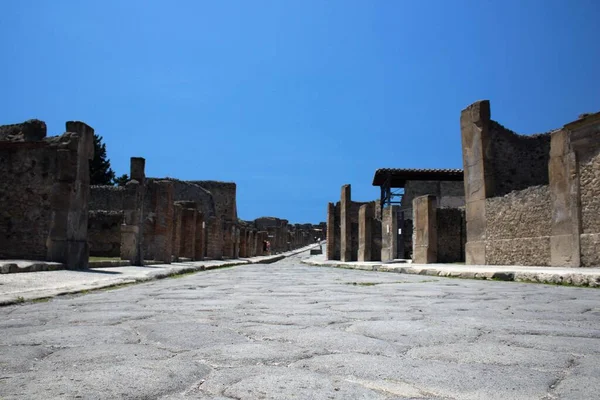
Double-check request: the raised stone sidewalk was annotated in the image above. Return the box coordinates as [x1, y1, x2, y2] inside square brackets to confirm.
[0, 245, 318, 306]
[302, 253, 600, 288]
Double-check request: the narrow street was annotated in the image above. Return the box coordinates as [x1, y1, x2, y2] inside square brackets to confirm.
[2, 251, 600, 399]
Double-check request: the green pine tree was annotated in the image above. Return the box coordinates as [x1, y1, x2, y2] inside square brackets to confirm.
[114, 173, 129, 186]
[89, 134, 116, 185]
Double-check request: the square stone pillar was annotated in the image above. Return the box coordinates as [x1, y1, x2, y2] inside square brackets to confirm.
[171, 203, 183, 261]
[120, 157, 146, 266]
[358, 204, 373, 262]
[326, 202, 337, 260]
[153, 180, 174, 264]
[47, 121, 95, 269]
[249, 230, 255, 256]
[195, 212, 205, 261]
[460, 100, 492, 265]
[206, 216, 223, 260]
[381, 205, 399, 262]
[412, 195, 438, 264]
[180, 207, 197, 259]
[239, 227, 247, 258]
[340, 185, 352, 262]
[223, 222, 234, 258]
[233, 226, 240, 258]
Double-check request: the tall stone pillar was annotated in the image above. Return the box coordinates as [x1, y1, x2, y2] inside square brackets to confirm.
[239, 227, 247, 258]
[223, 222, 233, 258]
[206, 216, 223, 260]
[381, 205, 399, 262]
[171, 203, 183, 262]
[340, 185, 351, 262]
[233, 226, 240, 258]
[412, 195, 438, 264]
[326, 203, 336, 260]
[153, 180, 174, 264]
[180, 206, 197, 260]
[195, 212, 205, 261]
[248, 230, 256, 257]
[461, 100, 492, 265]
[120, 157, 145, 266]
[47, 121, 95, 269]
[358, 204, 373, 262]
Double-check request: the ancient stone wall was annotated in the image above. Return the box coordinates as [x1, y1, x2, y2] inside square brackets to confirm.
[0, 120, 94, 267]
[88, 211, 122, 257]
[485, 186, 552, 266]
[89, 186, 125, 211]
[0, 141, 55, 259]
[147, 178, 215, 219]
[488, 121, 551, 197]
[401, 180, 464, 216]
[437, 208, 465, 263]
[189, 181, 237, 222]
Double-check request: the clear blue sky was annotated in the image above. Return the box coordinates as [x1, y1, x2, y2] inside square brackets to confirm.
[1, 1, 598, 224]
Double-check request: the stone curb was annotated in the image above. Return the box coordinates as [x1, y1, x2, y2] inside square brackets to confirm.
[301, 259, 600, 288]
[0, 245, 319, 307]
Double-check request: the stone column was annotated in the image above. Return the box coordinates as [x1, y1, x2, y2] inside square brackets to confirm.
[222, 222, 233, 258]
[233, 226, 240, 258]
[460, 100, 493, 265]
[206, 216, 223, 260]
[549, 127, 582, 267]
[381, 205, 398, 262]
[47, 121, 95, 269]
[326, 202, 336, 260]
[248, 230, 255, 256]
[180, 207, 197, 260]
[171, 203, 183, 262]
[412, 195, 438, 264]
[195, 212, 205, 261]
[358, 204, 373, 262]
[120, 157, 145, 266]
[340, 185, 351, 262]
[239, 227, 247, 258]
[153, 180, 174, 264]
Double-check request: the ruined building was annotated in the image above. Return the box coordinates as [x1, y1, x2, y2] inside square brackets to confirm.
[0, 120, 94, 268]
[371, 168, 465, 262]
[461, 100, 600, 267]
[1, 119, 317, 270]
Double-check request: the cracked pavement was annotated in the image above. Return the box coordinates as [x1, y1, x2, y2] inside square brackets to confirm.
[1, 251, 600, 399]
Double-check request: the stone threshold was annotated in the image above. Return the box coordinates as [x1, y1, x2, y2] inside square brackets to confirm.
[301, 258, 600, 288]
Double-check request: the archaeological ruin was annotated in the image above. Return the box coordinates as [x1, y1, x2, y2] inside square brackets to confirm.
[0, 119, 321, 272]
[461, 100, 600, 267]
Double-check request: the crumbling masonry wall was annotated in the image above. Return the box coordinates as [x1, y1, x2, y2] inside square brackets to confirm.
[0, 120, 94, 267]
[461, 100, 600, 267]
[88, 211, 122, 257]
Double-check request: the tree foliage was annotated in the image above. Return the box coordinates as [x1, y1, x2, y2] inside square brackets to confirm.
[114, 174, 129, 187]
[89, 134, 116, 185]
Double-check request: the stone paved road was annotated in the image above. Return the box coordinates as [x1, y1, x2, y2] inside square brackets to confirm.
[2, 252, 600, 400]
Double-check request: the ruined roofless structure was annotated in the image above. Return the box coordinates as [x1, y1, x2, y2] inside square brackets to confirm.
[461, 100, 600, 267]
[0, 119, 318, 270]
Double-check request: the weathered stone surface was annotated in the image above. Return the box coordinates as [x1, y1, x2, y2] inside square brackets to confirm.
[340, 185, 351, 262]
[412, 195, 437, 264]
[381, 206, 398, 262]
[358, 204, 372, 262]
[87, 211, 123, 257]
[206, 216, 223, 260]
[326, 203, 337, 260]
[180, 207, 197, 260]
[194, 212, 205, 261]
